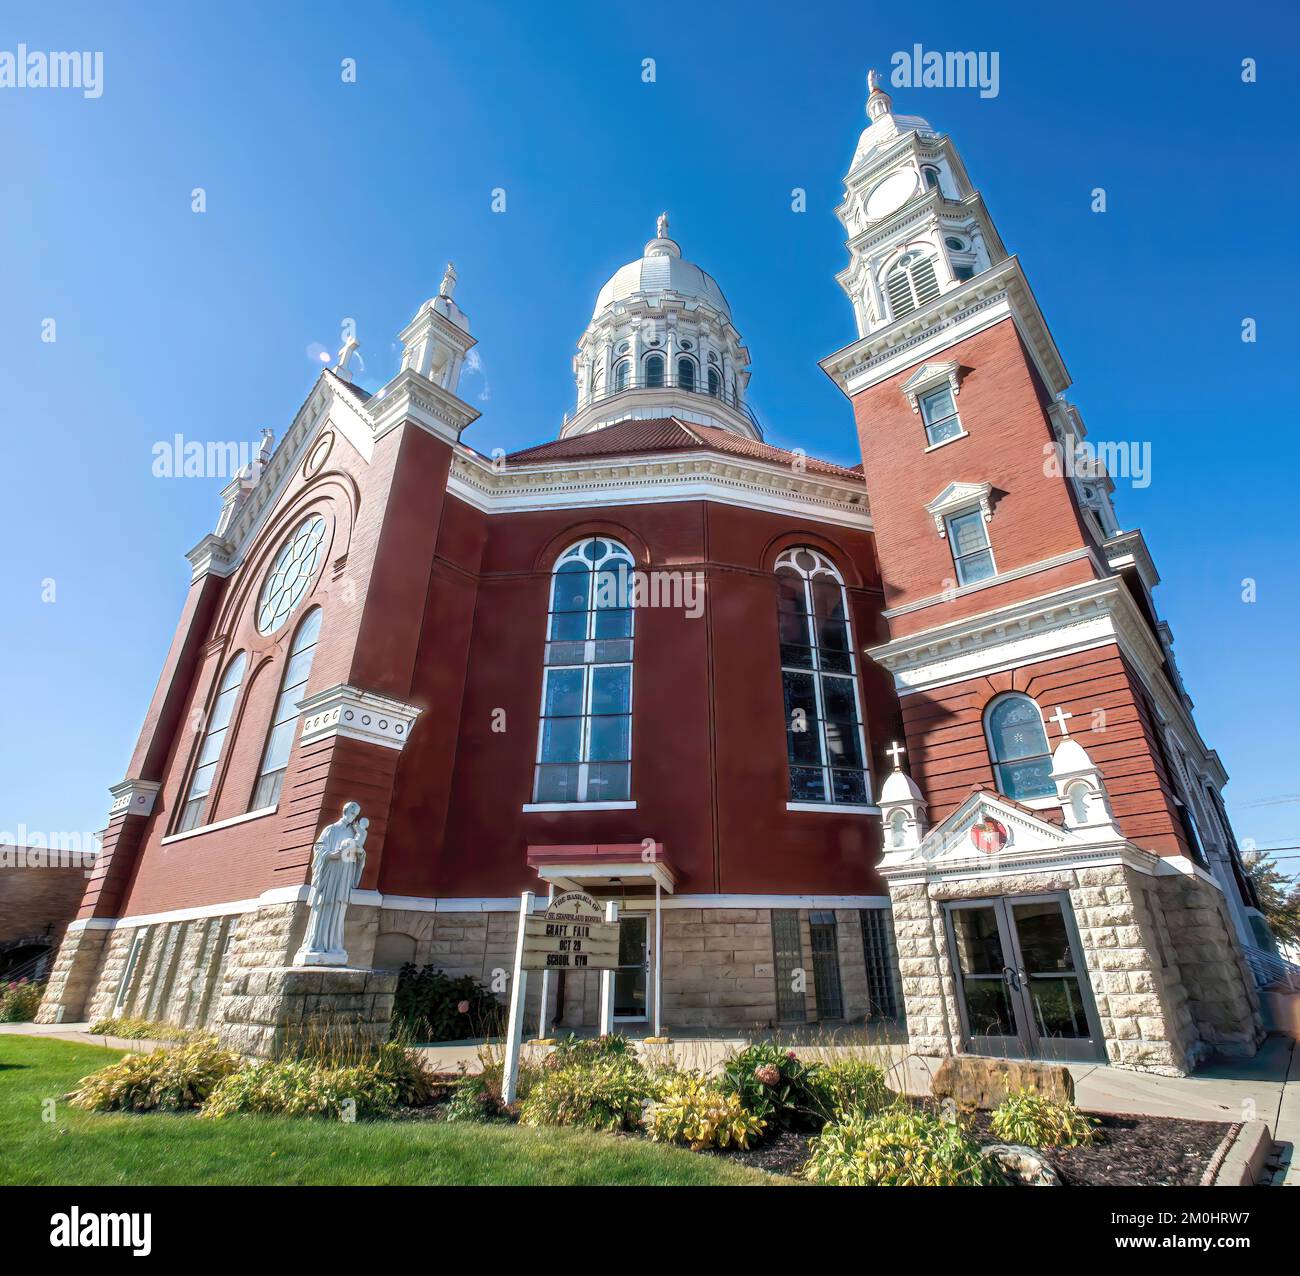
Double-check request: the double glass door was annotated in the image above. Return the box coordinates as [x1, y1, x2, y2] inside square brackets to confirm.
[944, 894, 1102, 1063]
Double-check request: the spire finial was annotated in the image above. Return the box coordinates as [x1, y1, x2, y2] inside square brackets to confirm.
[656, 210, 669, 240]
[440, 262, 457, 298]
[866, 67, 893, 121]
[886, 740, 906, 770]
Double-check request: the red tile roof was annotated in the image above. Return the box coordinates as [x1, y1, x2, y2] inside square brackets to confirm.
[502, 416, 863, 481]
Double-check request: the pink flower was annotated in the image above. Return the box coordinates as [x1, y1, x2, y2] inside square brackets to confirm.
[786, 1051, 798, 1062]
[754, 1064, 780, 1086]
[456, 1000, 471, 1015]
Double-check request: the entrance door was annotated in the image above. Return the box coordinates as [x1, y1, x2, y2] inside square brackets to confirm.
[613, 915, 648, 1021]
[944, 894, 1102, 1063]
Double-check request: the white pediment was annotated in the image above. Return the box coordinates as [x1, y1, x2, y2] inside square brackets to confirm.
[924, 480, 993, 535]
[878, 788, 1132, 882]
[900, 360, 961, 411]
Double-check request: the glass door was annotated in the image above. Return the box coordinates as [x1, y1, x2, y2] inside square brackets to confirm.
[944, 902, 1024, 1057]
[1007, 897, 1101, 1063]
[944, 894, 1102, 1063]
[613, 915, 648, 1021]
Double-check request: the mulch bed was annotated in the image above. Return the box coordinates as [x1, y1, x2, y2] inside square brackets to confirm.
[710, 1110, 1234, 1186]
[966, 1108, 1233, 1187]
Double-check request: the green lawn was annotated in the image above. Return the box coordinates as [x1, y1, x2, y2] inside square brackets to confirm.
[0, 1034, 782, 1186]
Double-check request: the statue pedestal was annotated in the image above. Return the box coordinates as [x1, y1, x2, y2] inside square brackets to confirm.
[215, 965, 397, 1058]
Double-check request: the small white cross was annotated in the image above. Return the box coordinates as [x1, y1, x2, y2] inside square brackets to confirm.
[1049, 706, 1074, 738]
[886, 740, 906, 769]
[333, 335, 359, 375]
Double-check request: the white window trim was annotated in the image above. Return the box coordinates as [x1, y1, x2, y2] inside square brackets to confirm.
[944, 509, 998, 586]
[901, 360, 962, 413]
[522, 801, 638, 812]
[160, 803, 278, 845]
[923, 428, 970, 453]
[786, 801, 882, 815]
[925, 481, 993, 536]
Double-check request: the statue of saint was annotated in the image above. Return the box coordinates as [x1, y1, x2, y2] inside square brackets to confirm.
[294, 802, 368, 966]
[656, 211, 669, 239]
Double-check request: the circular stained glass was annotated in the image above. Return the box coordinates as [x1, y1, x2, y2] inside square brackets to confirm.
[256, 515, 326, 635]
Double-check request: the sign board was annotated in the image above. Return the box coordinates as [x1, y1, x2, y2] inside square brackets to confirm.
[521, 890, 620, 970]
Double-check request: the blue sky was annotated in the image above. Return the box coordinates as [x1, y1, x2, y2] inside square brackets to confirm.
[2, 1, 1298, 867]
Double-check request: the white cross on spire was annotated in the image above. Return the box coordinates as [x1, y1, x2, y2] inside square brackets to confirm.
[1049, 706, 1074, 738]
[886, 740, 906, 769]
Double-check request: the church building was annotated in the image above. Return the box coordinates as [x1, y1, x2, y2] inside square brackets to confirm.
[39, 73, 1270, 1074]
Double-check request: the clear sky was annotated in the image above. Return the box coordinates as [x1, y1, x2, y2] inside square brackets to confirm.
[2, 1, 1297, 867]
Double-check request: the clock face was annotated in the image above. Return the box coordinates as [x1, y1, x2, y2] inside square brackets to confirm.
[257, 515, 327, 635]
[865, 168, 919, 220]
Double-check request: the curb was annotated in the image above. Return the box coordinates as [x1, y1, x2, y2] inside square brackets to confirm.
[1210, 1119, 1274, 1186]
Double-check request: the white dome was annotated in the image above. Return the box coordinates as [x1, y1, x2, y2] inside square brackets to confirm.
[1050, 736, 1095, 777]
[880, 768, 926, 806]
[592, 235, 731, 322]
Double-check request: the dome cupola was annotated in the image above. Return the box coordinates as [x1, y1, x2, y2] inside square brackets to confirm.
[563, 214, 758, 440]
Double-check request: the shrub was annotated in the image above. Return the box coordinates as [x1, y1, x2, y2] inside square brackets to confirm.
[68, 1039, 239, 1113]
[201, 1042, 436, 1120]
[0, 979, 44, 1023]
[719, 1042, 822, 1132]
[87, 1016, 192, 1042]
[644, 1075, 766, 1150]
[444, 1072, 502, 1123]
[390, 965, 503, 1043]
[518, 1056, 652, 1132]
[547, 1032, 634, 1067]
[990, 1088, 1099, 1148]
[807, 1058, 894, 1121]
[804, 1106, 1001, 1186]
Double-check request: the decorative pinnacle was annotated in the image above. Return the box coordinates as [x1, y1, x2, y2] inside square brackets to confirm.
[440, 262, 457, 298]
[886, 740, 906, 770]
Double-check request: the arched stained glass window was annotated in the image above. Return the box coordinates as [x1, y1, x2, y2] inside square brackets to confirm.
[250, 607, 322, 811]
[614, 360, 630, 392]
[257, 515, 326, 635]
[534, 538, 635, 804]
[776, 547, 871, 805]
[176, 651, 247, 833]
[984, 694, 1054, 800]
[677, 357, 696, 391]
[707, 367, 721, 397]
[645, 354, 665, 388]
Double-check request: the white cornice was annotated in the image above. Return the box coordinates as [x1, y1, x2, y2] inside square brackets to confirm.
[447, 447, 872, 529]
[365, 367, 480, 444]
[298, 683, 423, 752]
[185, 372, 375, 583]
[820, 258, 1070, 401]
[107, 778, 161, 822]
[868, 574, 1225, 779]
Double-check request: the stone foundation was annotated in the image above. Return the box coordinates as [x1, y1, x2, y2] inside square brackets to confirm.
[889, 862, 1262, 1076]
[215, 966, 397, 1058]
[43, 899, 902, 1040]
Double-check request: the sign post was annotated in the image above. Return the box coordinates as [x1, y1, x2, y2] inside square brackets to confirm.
[501, 890, 534, 1106]
[504, 890, 621, 1097]
[536, 883, 555, 1041]
[598, 900, 619, 1035]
